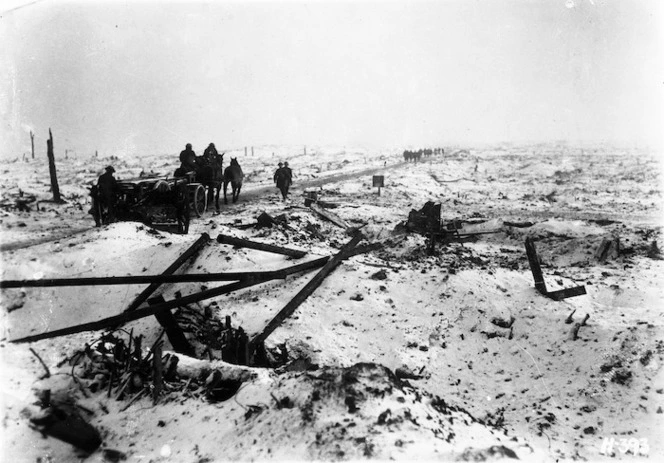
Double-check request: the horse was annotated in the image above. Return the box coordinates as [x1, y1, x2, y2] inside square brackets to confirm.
[195, 153, 224, 211]
[223, 158, 244, 204]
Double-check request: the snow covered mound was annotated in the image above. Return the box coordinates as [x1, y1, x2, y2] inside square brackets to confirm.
[177, 361, 536, 461]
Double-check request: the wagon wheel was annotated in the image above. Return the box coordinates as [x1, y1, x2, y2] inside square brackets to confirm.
[190, 184, 207, 217]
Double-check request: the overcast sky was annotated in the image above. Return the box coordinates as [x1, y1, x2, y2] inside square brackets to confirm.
[1, 0, 662, 158]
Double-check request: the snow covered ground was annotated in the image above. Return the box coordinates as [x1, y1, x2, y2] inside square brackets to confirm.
[1, 143, 663, 462]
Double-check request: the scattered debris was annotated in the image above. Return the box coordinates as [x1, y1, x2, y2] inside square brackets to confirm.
[403, 201, 501, 254]
[0, 192, 37, 212]
[253, 211, 296, 231]
[309, 202, 352, 230]
[570, 314, 590, 341]
[565, 309, 576, 324]
[458, 445, 518, 461]
[370, 269, 388, 280]
[490, 316, 515, 329]
[395, 365, 423, 380]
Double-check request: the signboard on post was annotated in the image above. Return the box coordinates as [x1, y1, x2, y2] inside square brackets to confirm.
[372, 175, 384, 195]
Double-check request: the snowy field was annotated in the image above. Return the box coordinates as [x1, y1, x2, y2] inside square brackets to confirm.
[1, 143, 663, 462]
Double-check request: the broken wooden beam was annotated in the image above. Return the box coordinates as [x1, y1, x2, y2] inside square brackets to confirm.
[249, 233, 363, 353]
[2, 270, 291, 288]
[524, 238, 586, 301]
[1, 235, 212, 290]
[125, 233, 210, 312]
[9, 246, 376, 344]
[216, 233, 306, 258]
[309, 202, 352, 229]
[10, 279, 269, 344]
[148, 295, 196, 357]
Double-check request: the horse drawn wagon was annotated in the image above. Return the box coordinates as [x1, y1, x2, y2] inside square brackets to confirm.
[89, 151, 241, 233]
[90, 173, 207, 234]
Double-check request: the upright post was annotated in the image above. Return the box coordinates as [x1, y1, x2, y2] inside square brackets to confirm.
[525, 238, 547, 295]
[304, 145, 307, 156]
[46, 129, 61, 202]
[244, 146, 247, 156]
[251, 146, 254, 156]
[152, 341, 163, 404]
[30, 131, 34, 159]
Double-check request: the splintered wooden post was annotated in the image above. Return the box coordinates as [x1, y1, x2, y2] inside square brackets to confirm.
[249, 233, 363, 354]
[216, 233, 307, 258]
[148, 295, 195, 356]
[152, 341, 163, 404]
[525, 237, 547, 295]
[46, 129, 61, 202]
[237, 328, 249, 365]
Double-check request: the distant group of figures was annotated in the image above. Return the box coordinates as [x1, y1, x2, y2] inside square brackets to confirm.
[403, 148, 444, 162]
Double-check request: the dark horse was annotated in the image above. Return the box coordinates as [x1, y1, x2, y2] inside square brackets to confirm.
[223, 158, 244, 204]
[196, 154, 224, 211]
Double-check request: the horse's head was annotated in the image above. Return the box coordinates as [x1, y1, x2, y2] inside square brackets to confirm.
[230, 157, 239, 166]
